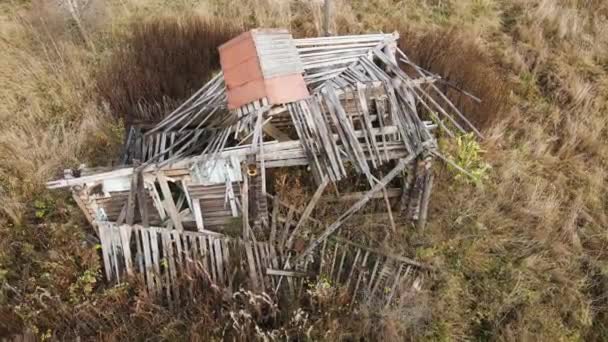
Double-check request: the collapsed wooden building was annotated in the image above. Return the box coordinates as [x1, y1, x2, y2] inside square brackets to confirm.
[47, 29, 480, 306]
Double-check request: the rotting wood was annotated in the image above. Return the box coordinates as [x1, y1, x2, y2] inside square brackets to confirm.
[286, 177, 329, 250]
[46, 29, 489, 309]
[136, 171, 149, 227]
[157, 173, 184, 231]
[295, 154, 415, 263]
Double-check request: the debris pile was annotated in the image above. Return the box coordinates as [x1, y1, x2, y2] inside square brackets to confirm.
[48, 29, 479, 306]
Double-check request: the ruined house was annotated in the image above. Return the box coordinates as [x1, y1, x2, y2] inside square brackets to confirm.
[47, 29, 480, 306]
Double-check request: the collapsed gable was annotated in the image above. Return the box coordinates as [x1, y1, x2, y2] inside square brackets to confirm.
[48, 29, 481, 307]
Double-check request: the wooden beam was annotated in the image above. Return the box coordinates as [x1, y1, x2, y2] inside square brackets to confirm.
[192, 198, 205, 231]
[295, 155, 415, 263]
[72, 192, 97, 235]
[125, 173, 138, 225]
[136, 171, 149, 227]
[242, 167, 250, 239]
[270, 195, 279, 244]
[286, 178, 329, 249]
[157, 173, 184, 231]
[322, 188, 401, 202]
[417, 169, 434, 230]
[266, 269, 307, 277]
[263, 122, 291, 142]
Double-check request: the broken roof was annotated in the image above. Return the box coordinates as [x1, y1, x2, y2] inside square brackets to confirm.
[47, 29, 480, 306]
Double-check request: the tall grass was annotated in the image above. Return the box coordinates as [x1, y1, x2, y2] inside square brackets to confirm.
[97, 15, 240, 125]
[1, 0, 608, 340]
[398, 27, 510, 128]
[0, 8, 121, 226]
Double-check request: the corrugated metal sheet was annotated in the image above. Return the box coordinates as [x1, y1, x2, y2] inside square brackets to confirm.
[253, 30, 304, 78]
[294, 33, 397, 73]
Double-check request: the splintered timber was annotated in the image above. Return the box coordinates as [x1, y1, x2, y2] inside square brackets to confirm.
[48, 29, 480, 306]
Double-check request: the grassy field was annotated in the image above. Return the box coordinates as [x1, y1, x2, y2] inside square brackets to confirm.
[1, 0, 607, 340]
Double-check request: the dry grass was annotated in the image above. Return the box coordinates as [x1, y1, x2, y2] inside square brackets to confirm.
[1, 0, 608, 340]
[397, 27, 511, 128]
[97, 15, 240, 125]
[0, 5, 122, 226]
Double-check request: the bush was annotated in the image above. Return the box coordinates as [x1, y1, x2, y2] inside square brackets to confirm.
[97, 15, 240, 125]
[398, 27, 511, 128]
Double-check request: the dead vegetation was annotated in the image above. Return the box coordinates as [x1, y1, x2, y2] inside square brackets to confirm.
[1, 0, 608, 340]
[397, 27, 511, 128]
[97, 15, 240, 125]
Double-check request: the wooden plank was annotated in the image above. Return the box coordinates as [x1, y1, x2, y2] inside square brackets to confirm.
[369, 263, 390, 302]
[140, 228, 155, 293]
[279, 206, 295, 251]
[149, 182, 167, 220]
[385, 264, 405, 307]
[136, 171, 149, 227]
[149, 229, 162, 295]
[116, 202, 128, 226]
[263, 122, 291, 142]
[208, 237, 218, 282]
[110, 225, 121, 283]
[374, 98, 390, 162]
[192, 198, 205, 231]
[47, 167, 134, 189]
[302, 99, 343, 181]
[399, 165, 414, 212]
[190, 233, 200, 269]
[286, 178, 329, 249]
[356, 83, 381, 168]
[367, 258, 381, 293]
[417, 171, 434, 229]
[269, 244, 280, 273]
[125, 173, 138, 225]
[378, 175, 397, 233]
[253, 242, 266, 289]
[295, 156, 414, 263]
[266, 269, 307, 277]
[323, 188, 401, 202]
[320, 239, 327, 274]
[225, 179, 239, 217]
[198, 236, 210, 278]
[345, 248, 361, 289]
[157, 173, 184, 231]
[172, 230, 184, 273]
[242, 168, 249, 239]
[162, 230, 179, 302]
[350, 251, 370, 305]
[157, 229, 171, 303]
[118, 225, 134, 277]
[269, 195, 279, 244]
[262, 243, 276, 288]
[288, 103, 324, 184]
[244, 242, 259, 290]
[334, 236, 429, 269]
[98, 223, 112, 281]
[72, 192, 97, 234]
[182, 235, 192, 275]
[222, 240, 231, 289]
[180, 179, 194, 215]
[134, 226, 144, 274]
[335, 248, 348, 283]
[329, 243, 339, 279]
[326, 87, 372, 182]
[214, 238, 224, 285]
